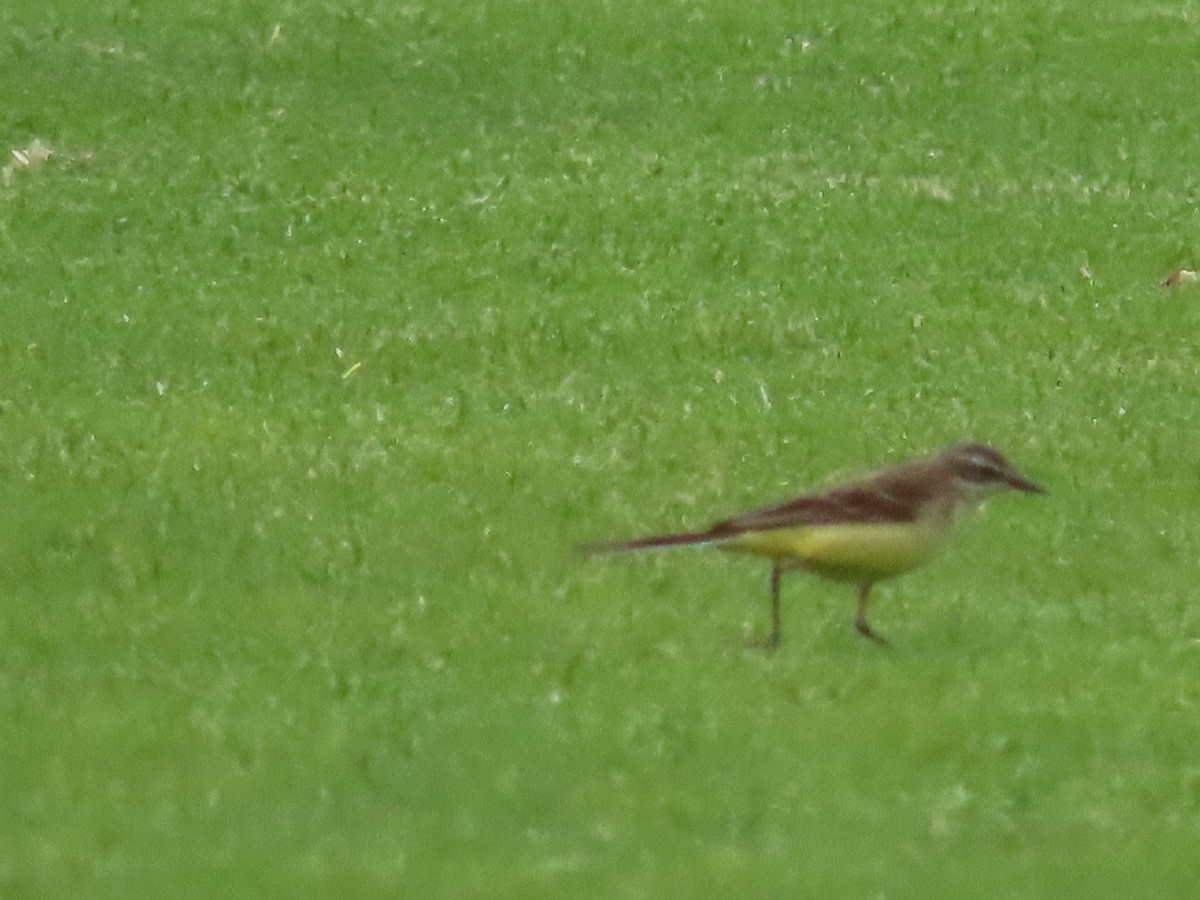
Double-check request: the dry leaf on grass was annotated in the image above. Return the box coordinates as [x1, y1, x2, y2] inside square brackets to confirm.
[1162, 268, 1200, 288]
[10, 138, 52, 168]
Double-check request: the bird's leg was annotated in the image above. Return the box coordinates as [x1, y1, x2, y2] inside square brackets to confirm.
[854, 583, 889, 646]
[747, 564, 783, 650]
[767, 563, 782, 648]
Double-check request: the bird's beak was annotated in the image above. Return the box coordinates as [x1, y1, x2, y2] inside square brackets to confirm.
[1007, 473, 1044, 494]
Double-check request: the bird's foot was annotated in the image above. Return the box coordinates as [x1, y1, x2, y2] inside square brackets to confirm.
[745, 630, 781, 652]
[855, 619, 890, 647]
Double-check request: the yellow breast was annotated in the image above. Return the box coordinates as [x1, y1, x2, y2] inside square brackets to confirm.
[719, 518, 955, 583]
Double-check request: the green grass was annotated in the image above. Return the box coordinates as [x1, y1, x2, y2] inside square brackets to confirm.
[3, 0, 1200, 895]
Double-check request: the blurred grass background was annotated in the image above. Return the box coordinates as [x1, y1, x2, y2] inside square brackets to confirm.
[3, 0, 1200, 896]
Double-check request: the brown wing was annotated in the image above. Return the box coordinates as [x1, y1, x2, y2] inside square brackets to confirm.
[707, 463, 942, 536]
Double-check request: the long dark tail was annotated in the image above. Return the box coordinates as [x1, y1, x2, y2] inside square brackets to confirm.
[577, 529, 720, 556]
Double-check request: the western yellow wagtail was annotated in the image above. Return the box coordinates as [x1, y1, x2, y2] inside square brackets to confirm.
[580, 442, 1043, 647]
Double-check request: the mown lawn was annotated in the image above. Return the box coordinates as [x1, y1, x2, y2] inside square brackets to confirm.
[3, 0, 1200, 896]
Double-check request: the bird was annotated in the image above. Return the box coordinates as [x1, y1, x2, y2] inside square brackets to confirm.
[579, 442, 1043, 647]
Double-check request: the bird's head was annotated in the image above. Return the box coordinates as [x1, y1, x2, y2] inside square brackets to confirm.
[941, 442, 1044, 498]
